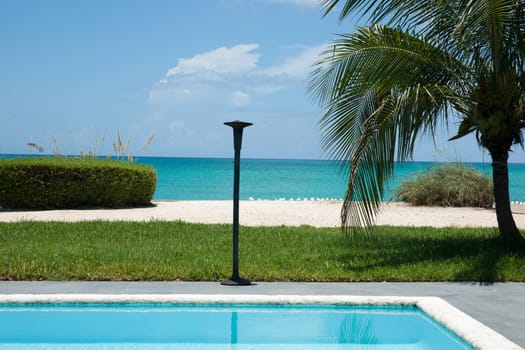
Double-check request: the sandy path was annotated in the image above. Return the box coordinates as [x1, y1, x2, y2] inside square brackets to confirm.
[2, 200, 525, 228]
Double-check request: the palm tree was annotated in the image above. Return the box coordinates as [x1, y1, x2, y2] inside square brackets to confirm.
[309, 0, 525, 241]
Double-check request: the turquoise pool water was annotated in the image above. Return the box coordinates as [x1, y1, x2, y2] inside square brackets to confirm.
[0, 304, 474, 350]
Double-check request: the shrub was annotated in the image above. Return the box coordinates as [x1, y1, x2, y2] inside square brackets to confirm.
[0, 157, 156, 209]
[395, 163, 493, 208]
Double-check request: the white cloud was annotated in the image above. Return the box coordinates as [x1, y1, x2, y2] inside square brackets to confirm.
[231, 91, 251, 107]
[154, 43, 323, 101]
[163, 44, 260, 80]
[152, 44, 267, 109]
[265, 44, 326, 78]
[146, 43, 325, 158]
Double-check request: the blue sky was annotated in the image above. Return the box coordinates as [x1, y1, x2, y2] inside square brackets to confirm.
[1, 0, 524, 162]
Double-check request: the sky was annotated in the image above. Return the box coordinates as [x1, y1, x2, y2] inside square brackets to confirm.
[1, 0, 524, 162]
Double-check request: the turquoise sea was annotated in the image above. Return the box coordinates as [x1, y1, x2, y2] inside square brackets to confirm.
[131, 157, 525, 203]
[3, 155, 525, 202]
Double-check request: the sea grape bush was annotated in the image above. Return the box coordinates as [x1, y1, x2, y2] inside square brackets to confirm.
[395, 163, 493, 208]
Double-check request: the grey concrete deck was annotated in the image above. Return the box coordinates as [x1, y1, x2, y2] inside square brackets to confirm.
[0, 281, 523, 348]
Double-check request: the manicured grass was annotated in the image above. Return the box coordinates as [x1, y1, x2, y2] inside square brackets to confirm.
[0, 221, 524, 281]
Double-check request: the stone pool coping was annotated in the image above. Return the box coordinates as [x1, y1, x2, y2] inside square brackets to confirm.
[0, 293, 521, 350]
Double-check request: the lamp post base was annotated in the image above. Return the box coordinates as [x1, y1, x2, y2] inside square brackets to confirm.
[220, 276, 252, 286]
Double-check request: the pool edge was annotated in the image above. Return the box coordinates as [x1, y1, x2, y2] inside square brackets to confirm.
[0, 293, 521, 350]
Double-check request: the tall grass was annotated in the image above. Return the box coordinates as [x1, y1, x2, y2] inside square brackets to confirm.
[0, 221, 523, 282]
[26, 130, 154, 161]
[395, 163, 493, 208]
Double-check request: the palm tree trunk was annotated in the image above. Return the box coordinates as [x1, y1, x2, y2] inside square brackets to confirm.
[490, 149, 523, 241]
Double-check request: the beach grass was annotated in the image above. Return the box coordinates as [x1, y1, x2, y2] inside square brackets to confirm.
[0, 221, 524, 281]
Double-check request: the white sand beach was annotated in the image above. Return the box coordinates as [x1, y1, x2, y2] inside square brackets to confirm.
[1, 200, 525, 228]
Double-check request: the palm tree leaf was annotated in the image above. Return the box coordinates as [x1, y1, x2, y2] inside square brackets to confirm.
[315, 0, 525, 241]
[320, 0, 461, 32]
[309, 25, 461, 233]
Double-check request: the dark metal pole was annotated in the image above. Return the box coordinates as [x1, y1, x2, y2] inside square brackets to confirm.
[221, 120, 252, 286]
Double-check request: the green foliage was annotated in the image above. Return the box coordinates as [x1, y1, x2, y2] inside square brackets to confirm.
[0, 157, 156, 209]
[0, 221, 523, 281]
[395, 163, 493, 208]
[310, 0, 525, 240]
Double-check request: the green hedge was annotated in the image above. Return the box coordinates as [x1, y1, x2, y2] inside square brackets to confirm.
[0, 157, 157, 209]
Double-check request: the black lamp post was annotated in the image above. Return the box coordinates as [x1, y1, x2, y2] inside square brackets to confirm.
[221, 120, 252, 286]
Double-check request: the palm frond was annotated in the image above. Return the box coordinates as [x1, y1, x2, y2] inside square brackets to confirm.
[319, 0, 460, 31]
[315, 0, 525, 241]
[309, 25, 459, 233]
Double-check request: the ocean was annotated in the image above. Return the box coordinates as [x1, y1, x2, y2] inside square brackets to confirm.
[132, 157, 525, 203]
[3, 155, 525, 202]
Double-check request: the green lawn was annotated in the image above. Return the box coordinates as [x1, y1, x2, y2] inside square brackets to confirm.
[0, 221, 524, 281]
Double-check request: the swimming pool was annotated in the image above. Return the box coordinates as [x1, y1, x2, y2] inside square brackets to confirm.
[0, 295, 519, 350]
